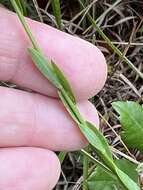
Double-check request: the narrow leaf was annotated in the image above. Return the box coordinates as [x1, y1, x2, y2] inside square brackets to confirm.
[28, 48, 61, 89]
[114, 167, 140, 190]
[79, 122, 116, 173]
[81, 149, 113, 175]
[15, 0, 27, 15]
[79, 121, 140, 190]
[58, 152, 67, 164]
[59, 90, 115, 171]
[51, 0, 62, 30]
[115, 159, 138, 183]
[52, 62, 76, 103]
[112, 101, 143, 151]
[82, 121, 113, 160]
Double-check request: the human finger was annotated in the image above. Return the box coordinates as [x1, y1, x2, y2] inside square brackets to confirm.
[0, 147, 60, 190]
[0, 86, 99, 151]
[0, 7, 107, 100]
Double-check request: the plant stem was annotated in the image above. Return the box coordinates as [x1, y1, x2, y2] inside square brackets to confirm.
[58, 152, 67, 164]
[10, 0, 41, 52]
[15, 0, 27, 15]
[51, 0, 62, 30]
[83, 147, 89, 190]
[81, 149, 112, 174]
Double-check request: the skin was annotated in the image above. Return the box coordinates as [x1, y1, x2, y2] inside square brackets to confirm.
[0, 7, 107, 190]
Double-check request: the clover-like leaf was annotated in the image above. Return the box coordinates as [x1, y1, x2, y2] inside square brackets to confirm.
[112, 101, 143, 151]
[88, 159, 139, 190]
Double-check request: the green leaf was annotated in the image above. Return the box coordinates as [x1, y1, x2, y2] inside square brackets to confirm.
[28, 48, 61, 89]
[52, 62, 76, 103]
[88, 159, 139, 190]
[79, 121, 116, 172]
[88, 166, 119, 190]
[80, 121, 140, 190]
[29, 48, 76, 103]
[115, 159, 138, 183]
[58, 152, 67, 164]
[115, 167, 140, 190]
[59, 90, 114, 169]
[81, 121, 113, 161]
[59, 91, 115, 170]
[59, 91, 79, 123]
[112, 101, 143, 151]
[15, 0, 27, 16]
[51, 0, 62, 30]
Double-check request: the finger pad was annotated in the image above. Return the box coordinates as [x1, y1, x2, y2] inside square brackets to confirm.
[0, 147, 60, 190]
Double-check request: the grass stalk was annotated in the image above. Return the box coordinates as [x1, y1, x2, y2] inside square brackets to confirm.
[80, 0, 89, 29]
[51, 0, 62, 30]
[15, 0, 27, 15]
[81, 149, 112, 174]
[10, 0, 41, 52]
[58, 152, 67, 164]
[83, 147, 89, 190]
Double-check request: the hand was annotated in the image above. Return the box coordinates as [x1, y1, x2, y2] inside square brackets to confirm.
[0, 7, 107, 190]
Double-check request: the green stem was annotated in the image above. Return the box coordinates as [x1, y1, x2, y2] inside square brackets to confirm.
[83, 147, 89, 190]
[58, 152, 67, 164]
[80, 0, 89, 29]
[51, 0, 62, 30]
[15, 0, 27, 16]
[10, 0, 41, 52]
[60, 88, 85, 124]
[81, 149, 112, 174]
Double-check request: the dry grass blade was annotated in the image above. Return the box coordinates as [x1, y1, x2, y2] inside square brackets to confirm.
[32, 0, 43, 22]
[78, 0, 143, 80]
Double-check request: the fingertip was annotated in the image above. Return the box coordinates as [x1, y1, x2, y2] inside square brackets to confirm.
[78, 100, 100, 129]
[0, 147, 61, 190]
[32, 23, 107, 99]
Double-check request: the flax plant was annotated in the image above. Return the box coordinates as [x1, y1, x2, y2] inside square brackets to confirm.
[10, 1, 141, 190]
